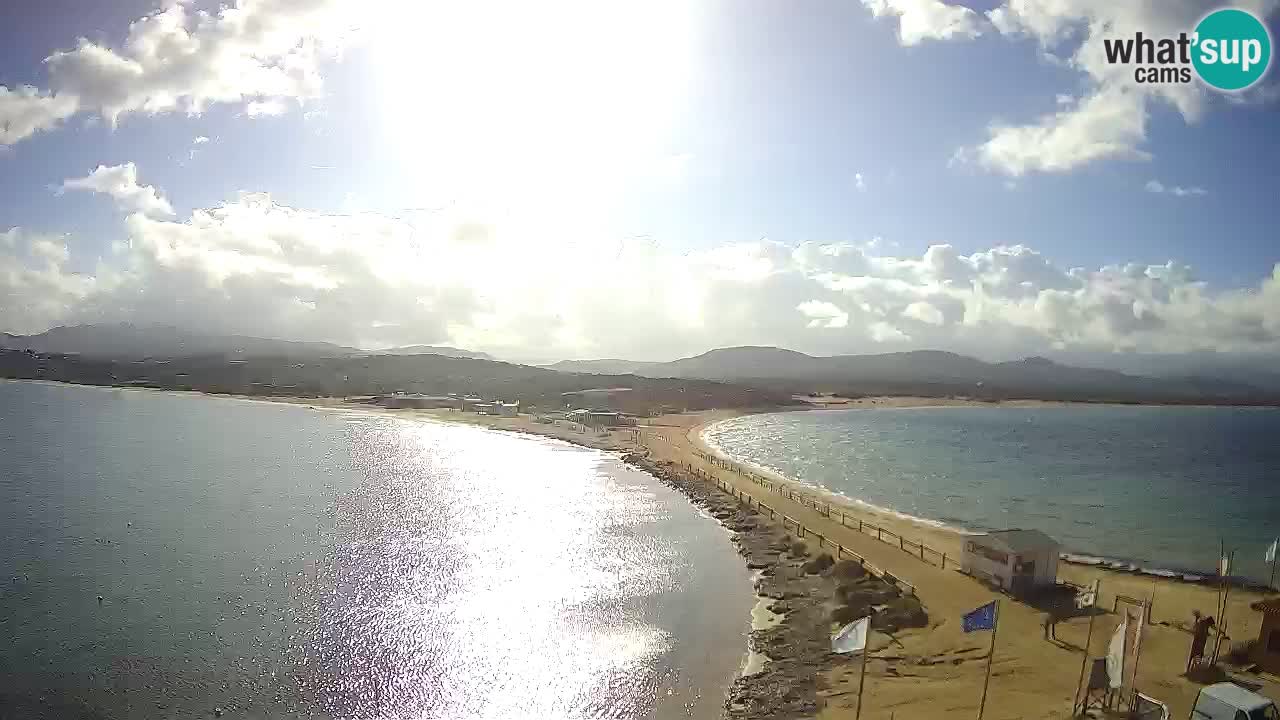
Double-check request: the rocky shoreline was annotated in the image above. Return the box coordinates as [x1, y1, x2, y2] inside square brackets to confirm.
[623, 452, 929, 720]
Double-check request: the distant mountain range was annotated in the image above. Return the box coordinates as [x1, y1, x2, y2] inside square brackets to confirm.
[1, 324, 364, 359]
[379, 345, 495, 361]
[0, 324, 502, 362]
[5, 326, 1277, 404]
[547, 346, 1278, 403]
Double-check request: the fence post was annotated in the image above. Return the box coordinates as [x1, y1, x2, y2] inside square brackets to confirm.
[941, 553, 947, 569]
[920, 544, 925, 561]
[878, 527, 882, 541]
[900, 536, 904, 551]
[859, 520, 863, 533]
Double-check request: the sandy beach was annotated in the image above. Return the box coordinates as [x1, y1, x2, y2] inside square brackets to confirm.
[37, 383, 1280, 719]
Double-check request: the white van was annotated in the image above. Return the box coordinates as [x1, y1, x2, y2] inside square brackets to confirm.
[1190, 683, 1279, 720]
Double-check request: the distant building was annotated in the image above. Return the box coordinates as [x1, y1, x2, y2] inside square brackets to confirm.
[961, 529, 1060, 595]
[497, 402, 519, 417]
[376, 394, 458, 410]
[560, 388, 633, 411]
[567, 409, 634, 429]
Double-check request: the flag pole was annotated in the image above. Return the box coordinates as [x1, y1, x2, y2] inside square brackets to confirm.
[1073, 582, 1100, 715]
[1213, 550, 1236, 665]
[856, 641, 870, 720]
[1270, 540, 1277, 590]
[1217, 538, 1224, 618]
[978, 600, 1000, 720]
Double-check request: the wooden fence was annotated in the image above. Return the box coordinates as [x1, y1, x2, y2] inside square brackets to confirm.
[679, 445, 954, 573]
[695, 466, 918, 597]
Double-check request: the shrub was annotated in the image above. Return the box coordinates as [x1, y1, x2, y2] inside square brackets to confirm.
[803, 552, 835, 574]
[789, 540, 808, 557]
[832, 603, 871, 625]
[833, 560, 866, 580]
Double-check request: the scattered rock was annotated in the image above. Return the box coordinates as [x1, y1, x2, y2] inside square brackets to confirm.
[802, 552, 834, 575]
[833, 559, 866, 580]
[617, 451, 927, 720]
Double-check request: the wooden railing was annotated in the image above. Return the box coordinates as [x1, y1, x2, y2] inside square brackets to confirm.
[697, 467, 918, 597]
[629, 429, 969, 599]
[680, 445, 954, 572]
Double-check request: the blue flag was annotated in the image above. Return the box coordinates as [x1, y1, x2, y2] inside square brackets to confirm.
[962, 601, 997, 633]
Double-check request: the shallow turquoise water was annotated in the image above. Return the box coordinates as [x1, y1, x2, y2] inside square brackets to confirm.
[704, 405, 1280, 581]
[0, 381, 751, 719]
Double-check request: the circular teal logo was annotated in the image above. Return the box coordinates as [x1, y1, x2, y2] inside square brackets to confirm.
[1193, 8, 1272, 91]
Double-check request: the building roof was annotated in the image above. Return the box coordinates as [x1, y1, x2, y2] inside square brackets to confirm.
[560, 387, 633, 396]
[1252, 597, 1280, 614]
[1199, 683, 1275, 712]
[974, 529, 1060, 553]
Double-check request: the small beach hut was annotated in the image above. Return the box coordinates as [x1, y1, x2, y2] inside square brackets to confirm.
[1250, 598, 1280, 674]
[961, 529, 1060, 595]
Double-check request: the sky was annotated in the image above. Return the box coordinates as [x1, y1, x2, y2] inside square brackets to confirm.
[0, 0, 1278, 364]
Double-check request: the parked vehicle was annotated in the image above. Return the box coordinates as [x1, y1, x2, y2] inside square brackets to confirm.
[1190, 683, 1279, 720]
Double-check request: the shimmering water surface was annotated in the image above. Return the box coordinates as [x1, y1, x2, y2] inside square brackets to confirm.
[704, 405, 1280, 581]
[0, 381, 751, 719]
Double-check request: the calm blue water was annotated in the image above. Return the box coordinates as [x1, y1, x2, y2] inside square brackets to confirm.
[0, 380, 751, 719]
[704, 405, 1280, 581]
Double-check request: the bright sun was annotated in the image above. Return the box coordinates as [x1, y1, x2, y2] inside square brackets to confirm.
[368, 0, 697, 214]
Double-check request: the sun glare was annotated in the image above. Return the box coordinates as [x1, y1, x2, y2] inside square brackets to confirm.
[368, 0, 696, 215]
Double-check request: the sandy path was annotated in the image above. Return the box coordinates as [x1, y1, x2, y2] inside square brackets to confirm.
[656, 410, 1279, 720]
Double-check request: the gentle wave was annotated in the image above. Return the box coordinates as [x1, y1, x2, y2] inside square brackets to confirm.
[701, 409, 1278, 587]
[699, 423, 980, 537]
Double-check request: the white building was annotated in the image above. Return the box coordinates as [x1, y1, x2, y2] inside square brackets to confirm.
[497, 402, 519, 417]
[961, 529, 1060, 595]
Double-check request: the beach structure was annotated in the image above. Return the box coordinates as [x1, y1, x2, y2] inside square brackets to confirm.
[567, 409, 635, 429]
[560, 387, 633, 411]
[376, 394, 459, 409]
[1249, 598, 1280, 674]
[961, 529, 1060, 595]
[496, 402, 519, 417]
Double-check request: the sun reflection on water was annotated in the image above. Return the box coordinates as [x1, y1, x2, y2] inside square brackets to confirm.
[309, 418, 698, 719]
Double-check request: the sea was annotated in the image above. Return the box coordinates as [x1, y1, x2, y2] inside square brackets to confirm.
[703, 405, 1280, 583]
[0, 380, 753, 719]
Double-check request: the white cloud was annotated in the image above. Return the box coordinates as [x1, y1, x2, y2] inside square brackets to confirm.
[193, 136, 209, 144]
[0, 86, 79, 145]
[861, 0, 984, 45]
[5, 175, 1280, 360]
[0, 228, 96, 334]
[246, 99, 288, 118]
[854, 172, 867, 192]
[61, 163, 174, 217]
[798, 300, 850, 328]
[970, 87, 1150, 176]
[903, 300, 944, 325]
[960, 0, 1279, 175]
[0, 0, 353, 146]
[1146, 179, 1207, 197]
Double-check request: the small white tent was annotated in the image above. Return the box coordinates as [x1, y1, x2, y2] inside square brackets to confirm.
[961, 529, 1060, 595]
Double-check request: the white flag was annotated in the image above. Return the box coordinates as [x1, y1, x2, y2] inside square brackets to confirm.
[1106, 619, 1126, 690]
[1219, 555, 1231, 576]
[832, 617, 870, 654]
[1267, 540, 1277, 564]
